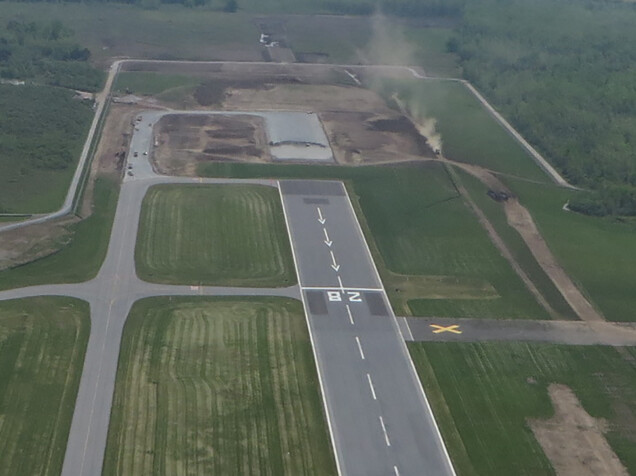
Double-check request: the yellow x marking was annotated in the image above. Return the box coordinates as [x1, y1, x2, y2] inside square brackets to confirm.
[430, 324, 462, 334]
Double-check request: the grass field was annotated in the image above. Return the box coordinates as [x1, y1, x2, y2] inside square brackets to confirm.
[410, 342, 636, 475]
[113, 71, 200, 97]
[457, 170, 578, 320]
[505, 178, 636, 322]
[0, 177, 119, 291]
[135, 184, 296, 287]
[372, 79, 550, 182]
[0, 297, 90, 476]
[103, 296, 335, 476]
[198, 162, 549, 319]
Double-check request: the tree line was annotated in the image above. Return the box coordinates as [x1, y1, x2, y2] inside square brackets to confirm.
[0, 20, 103, 91]
[448, 0, 636, 216]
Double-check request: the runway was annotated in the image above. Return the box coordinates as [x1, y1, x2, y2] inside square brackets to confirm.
[279, 180, 455, 476]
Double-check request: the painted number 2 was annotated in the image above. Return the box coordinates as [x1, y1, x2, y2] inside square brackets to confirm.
[328, 291, 362, 302]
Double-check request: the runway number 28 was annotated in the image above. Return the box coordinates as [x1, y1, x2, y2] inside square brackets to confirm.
[327, 291, 362, 302]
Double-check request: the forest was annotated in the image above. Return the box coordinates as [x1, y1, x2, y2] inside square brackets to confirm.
[450, 0, 636, 215]
[0, 19, 103, 91]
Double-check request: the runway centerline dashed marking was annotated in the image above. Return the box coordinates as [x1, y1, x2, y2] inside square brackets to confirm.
[379, 416, 391, 447]
[355, 336, 365, 360]
[345, 304, 354, 325]
[367, 373, 377, 400]
[394, 465, 400, 476]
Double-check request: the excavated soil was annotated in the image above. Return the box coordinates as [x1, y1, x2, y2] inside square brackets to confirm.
[529, 384, 628, 476]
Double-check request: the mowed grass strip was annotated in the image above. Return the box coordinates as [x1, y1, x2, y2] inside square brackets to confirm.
[135, 184, 296, 286]
[0, 297, 90, 476]
[409, 342, 636, 475]
[104, 297, 335, 476]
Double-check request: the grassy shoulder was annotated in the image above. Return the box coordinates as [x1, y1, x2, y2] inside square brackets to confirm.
[409, 342, 636, 475]
[135, 184, 296, 287]
[103, 296, 336, 476]
[0, 296, 90, 476]
[0, 84, 94, 213]
[0, 176, 120, 290]
[199, 161, 549, 319]
[506, 178, 636, 322]
[371, 78, 549, 182]
[457, 170, 578, 320]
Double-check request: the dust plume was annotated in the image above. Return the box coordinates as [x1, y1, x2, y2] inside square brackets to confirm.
[361, 13, 443, 155]
[359, 12, 417, 66]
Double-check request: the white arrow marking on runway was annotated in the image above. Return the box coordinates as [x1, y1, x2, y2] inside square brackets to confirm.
[329, 250, 340, 272]
[323, 228, 332, 247]
[345, 304, 354, 325]
[355, 336, 365, 360]
[379, 416, 391, 447]
[317, 207, 326, 224]
[367, 373, 377, 400]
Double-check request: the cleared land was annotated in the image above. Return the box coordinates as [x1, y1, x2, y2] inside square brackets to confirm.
[135, 184, 296, 286]
[409, 342, 636, 475]
[0, 297, 89, 476]
[199, 161, 550, 319]
[153, 114, 269, 175]
[103, 297, 335, 476]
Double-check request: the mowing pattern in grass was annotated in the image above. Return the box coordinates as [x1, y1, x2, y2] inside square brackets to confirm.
[0, 297, 89, 476]
[104, 297, 335, 476]
[135, 184, 296, 287]
[506, 177, 636, 322]
[198, 162, 549, 319]
[409, 342, 636, 475]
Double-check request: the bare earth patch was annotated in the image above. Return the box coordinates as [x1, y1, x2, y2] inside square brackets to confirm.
[529, 383, 628, 476]
[153, 114, 269, 176]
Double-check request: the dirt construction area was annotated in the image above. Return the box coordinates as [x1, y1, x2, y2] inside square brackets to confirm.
[153, 114, 269, 175]
[530, 384, 629, 476]
[123, 62, 437, 170]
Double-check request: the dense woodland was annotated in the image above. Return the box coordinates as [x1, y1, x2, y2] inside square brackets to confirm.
[449, 0, 636, 215]
[0, 84, 93, 172]
[0, 20, 103, 91]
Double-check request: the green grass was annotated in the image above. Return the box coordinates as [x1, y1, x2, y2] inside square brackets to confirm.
[404, 27, 462, 77]
[372, 78, 550, 181]
[135, 184, 296, 287]
[457, 169, 578, 320]
[0, 177, 119, 290]
[409, 342, 636, 475]
[505, 177, 636, 322]
[198, 161, 549, 319]
[0, 297, 90, 476]
[103, 296, 336, 476]
[113, 71, 200, 96]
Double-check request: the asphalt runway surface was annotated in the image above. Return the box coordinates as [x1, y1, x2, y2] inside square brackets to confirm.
[279, 180, 455, 476]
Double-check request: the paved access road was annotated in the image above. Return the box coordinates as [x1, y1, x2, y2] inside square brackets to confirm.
[399, 316, 636, 346]
[279, 180, 455, 476]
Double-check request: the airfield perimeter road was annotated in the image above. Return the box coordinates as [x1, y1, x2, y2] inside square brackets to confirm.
[279, 180, 455, 476]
